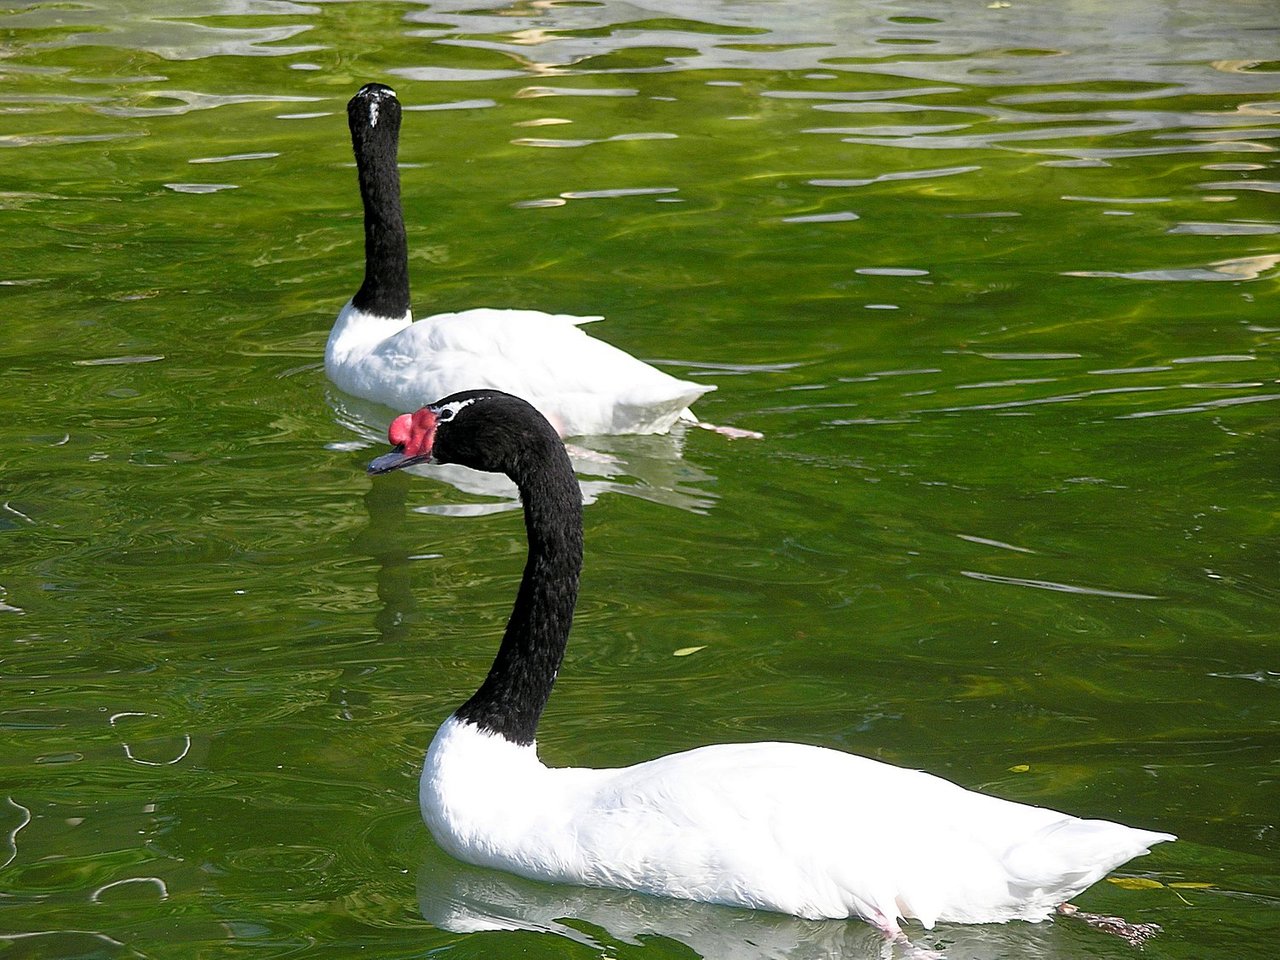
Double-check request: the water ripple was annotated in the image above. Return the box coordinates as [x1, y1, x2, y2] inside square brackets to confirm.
[956, 534, 1036, 555]
[1117, 393, 1280, 420]
[810, 165, 980, 187]
[389, 67, 530, 83]
[164, 182, 239, 194]
[513, 131, 676, 149]
[960, 570, 1161, 600]
[0, 2, 321, 60]
[1064, 253, 1280, 282]
[1168, 220, 1280, 236]
[406, 98, 498, 112]
[0, 132, 138, 148]
[94, 89, 318, 117]
[189, 151, 280, 163]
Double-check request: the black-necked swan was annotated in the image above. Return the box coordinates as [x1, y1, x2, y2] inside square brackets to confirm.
[327, 83, 715, 438]
[366, 390, 1174, 945]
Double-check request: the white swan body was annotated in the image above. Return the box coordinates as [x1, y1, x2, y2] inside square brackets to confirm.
[327, 300, 712, 437]
[331, 84, 713, 437]
[366, 391, 1175, 939]
[423, 716, 1171, 931]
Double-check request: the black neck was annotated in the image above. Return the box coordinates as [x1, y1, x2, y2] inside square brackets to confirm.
[349, 97, 410, 319]
[455, 444, 583, 746]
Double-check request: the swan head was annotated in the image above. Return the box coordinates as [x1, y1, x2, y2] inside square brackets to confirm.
[367, 390, 561, 477]
[348, 82, 401, 141]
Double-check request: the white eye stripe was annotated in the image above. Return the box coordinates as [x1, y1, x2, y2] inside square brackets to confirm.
[434, 397, 484, 422]
[367, 88, 396, 128]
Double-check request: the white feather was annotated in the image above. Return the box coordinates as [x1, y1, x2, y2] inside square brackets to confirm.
[326, 300, 714, 437]
[421, 716, 1174, 934]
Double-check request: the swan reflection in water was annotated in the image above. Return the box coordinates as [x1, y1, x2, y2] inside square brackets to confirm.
[328, 390, 719, 516]
[416, 851, 1088, 960]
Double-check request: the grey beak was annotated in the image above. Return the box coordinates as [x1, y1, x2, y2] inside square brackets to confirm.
[367, 447, 426, 475]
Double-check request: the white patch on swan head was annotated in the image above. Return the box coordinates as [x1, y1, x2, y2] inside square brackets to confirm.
[433, 396, 485, 424]
[367, 86, 395, 128]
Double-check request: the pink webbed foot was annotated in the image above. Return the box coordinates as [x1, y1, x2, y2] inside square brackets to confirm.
[883, 932, 945, 960]
[1057, 901, 1163, 947]
[693, 420, 764, 439]
[866, 913, 944, 960]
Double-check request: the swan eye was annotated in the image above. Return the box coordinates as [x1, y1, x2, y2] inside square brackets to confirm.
[434, 397, 483, 424]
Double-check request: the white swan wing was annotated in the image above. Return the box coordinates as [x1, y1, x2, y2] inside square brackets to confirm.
[330, 307, 714, 436]
[545, 741, 1171, 928]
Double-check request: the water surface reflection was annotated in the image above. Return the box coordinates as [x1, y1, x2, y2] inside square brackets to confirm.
[417, 850, 1109, 960]
[329, 391, 720, 515]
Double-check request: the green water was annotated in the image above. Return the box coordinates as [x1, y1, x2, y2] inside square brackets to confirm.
[1, 1, 1277, 957]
